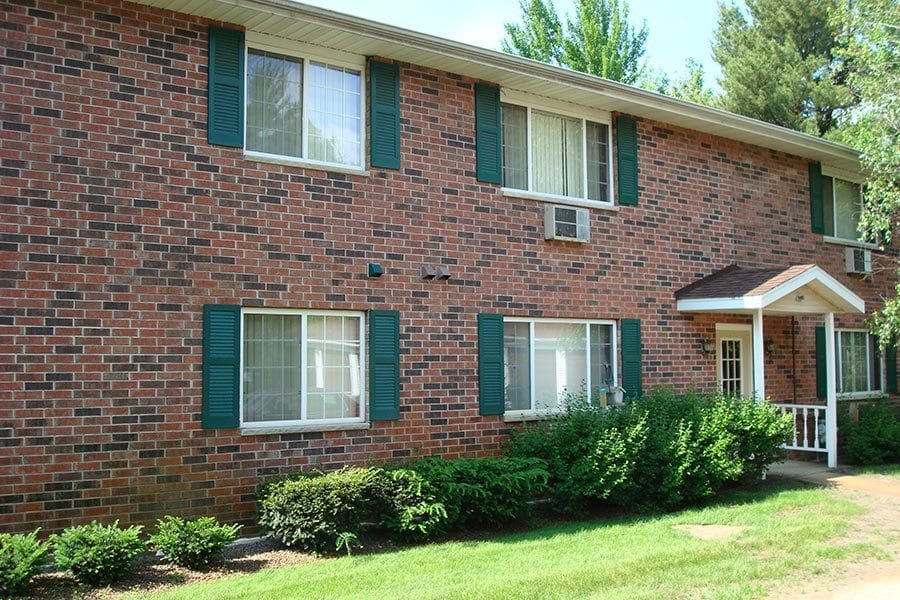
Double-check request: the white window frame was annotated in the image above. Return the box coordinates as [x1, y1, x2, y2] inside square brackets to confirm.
[500, 89, 615, 210]
[504, 317, 618, 418]
[239, 307, 366, 429]
[835, 328, 883, 399]
[243, 32, 367, 173]
[821, 169, 876, 249]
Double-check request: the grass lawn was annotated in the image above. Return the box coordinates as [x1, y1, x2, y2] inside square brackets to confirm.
[845, 463, 900, 478]
[133, 482, 879, 600]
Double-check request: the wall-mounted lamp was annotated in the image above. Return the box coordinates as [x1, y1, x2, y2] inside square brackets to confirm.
[701, 339, 715, 355]
[795, 294, 805, 303]
[764, 338, 777, 356]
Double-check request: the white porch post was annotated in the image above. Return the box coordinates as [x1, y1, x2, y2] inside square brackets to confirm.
[824, 312, 838, 468]
[752, 307, 765, 400]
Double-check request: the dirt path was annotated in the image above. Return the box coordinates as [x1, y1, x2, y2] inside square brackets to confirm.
[766, 466, 900, 599]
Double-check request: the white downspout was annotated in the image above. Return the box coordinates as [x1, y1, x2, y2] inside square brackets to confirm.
[825, 312, 838, 468]
[752, 308, 765, 401]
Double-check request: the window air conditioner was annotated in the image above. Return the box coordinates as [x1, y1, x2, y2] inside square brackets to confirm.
[544, 204, 590, 242]
[845, 247, 872, 274]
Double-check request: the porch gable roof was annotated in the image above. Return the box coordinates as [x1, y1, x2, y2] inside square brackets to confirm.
[675, 264, 865, 315]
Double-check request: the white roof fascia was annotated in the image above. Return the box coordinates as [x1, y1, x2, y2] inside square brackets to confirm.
[676, 297, 762, 312]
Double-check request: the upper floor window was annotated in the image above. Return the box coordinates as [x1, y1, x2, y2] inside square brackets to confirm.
[242, 309, 365, 427]
[836, 329, 881, 397]
[501, 100, 612, 205]
[504, 319, 617, 413]
[245, 46, 363, 168]
[823, 176, 864, 242]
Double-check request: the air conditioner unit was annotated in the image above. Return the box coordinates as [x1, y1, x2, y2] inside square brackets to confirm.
[845, 247, 872, 274]
[544, 204, 590, 242]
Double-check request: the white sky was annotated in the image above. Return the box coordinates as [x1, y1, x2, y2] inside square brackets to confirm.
[300, 0, 723, 85]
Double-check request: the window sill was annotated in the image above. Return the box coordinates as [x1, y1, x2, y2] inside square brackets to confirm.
[837, 391, 885, 401]
[244, 151, 369, 177]
[823, 236, 880, 251]
[500, 188, 619, 211]
[503, 410, 557, 423]
[240, 421, 370, 436]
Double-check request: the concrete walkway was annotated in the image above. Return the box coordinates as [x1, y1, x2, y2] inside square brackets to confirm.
[767, 460, 900, 499]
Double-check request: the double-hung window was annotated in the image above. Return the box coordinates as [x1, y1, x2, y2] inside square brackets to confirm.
[504, 319, 616, 413]
[245, 36, 364, 169]
[241, 309, 365, 427]
[822, 175, 866, 243]
[501, 95, 613, 206]
[835, 329, 881, 397]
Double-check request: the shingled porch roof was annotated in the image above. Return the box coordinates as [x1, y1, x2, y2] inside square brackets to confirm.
[675, 264, 865, 315]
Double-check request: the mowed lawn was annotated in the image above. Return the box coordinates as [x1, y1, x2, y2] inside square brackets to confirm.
[135, 483, 880, 600]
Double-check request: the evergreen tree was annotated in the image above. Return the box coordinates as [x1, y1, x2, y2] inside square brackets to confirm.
[712, 0, 854, 136]
[833, 0, 900, 345]
[502, 0, 648, 85]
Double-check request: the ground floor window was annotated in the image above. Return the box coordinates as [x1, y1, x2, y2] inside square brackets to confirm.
[836, 329, 881, 396]
[504, 319, 616, 412]
[241, 309, 364, 426]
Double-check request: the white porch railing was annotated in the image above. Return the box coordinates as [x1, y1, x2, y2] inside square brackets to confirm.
[772, 403, 828, 454]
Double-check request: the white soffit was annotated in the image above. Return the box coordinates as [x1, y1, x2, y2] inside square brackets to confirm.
[134, 0, 860, 175]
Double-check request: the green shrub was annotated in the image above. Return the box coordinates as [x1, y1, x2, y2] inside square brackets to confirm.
[257, 466, 445, 554]
[407, 456, 549, 530]
[507, 390, 792, 513]
[0, 529, 49, 597]
[150, 516, 242, 570]
[840, 400, 900, 464]
[51, 521, 146, 586]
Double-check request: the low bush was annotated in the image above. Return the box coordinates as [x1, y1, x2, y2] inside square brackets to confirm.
[406, 456, 548, 530]
[150, 516, 242, 570]
[508, 390, 792, 512]
[51, 521, 146, 586]
[840, 400, 900, 465]
[257, 466, 445, 554]
[0, 529, 49, 597]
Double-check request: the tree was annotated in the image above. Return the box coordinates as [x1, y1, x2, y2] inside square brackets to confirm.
[502, 0, 648, 85]
[637, 60, 717, 106]
[712, 0, 854, 136]
[833, 0, 900, 346]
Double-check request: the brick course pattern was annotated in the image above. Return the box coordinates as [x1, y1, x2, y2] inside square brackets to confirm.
[0, 0, 896, 532]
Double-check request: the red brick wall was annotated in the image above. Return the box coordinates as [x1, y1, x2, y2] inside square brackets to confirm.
[0, 0, 895, 532]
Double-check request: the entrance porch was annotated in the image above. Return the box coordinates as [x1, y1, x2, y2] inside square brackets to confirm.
[676, 264, 866, 468]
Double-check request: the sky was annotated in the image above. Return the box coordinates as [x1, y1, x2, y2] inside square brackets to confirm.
[300, 0, 723, 85]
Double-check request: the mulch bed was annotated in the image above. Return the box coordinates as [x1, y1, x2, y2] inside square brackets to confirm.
[25, 537, 318, 600]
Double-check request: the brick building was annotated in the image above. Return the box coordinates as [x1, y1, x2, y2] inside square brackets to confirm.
[1, 0, 895, 533]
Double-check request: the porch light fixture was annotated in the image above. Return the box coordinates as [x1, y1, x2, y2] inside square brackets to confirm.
[764, 338, 776, 356]
[701, 338, 715, 354]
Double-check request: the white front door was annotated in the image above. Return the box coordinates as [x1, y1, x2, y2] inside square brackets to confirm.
[716, 326, 754, 397]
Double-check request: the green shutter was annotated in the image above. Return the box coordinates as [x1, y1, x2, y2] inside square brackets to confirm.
[886, 346, 897, 394]
[620, 318, 642, 399]
[207, 27, 244, 147]
[369, 310, 400, 420]
[809, 162, 825, 234]
[475, 83, 502, 184]
[369, 60, 401, 169]
[815, 326, 827, 398]
[616, 115, 639, 206]
[478, 314, 505, 416]
[202, 304, 240, 428]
